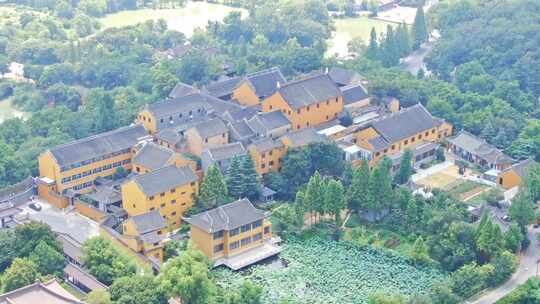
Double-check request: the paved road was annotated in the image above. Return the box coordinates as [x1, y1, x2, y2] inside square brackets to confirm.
[468, 226, 540, 304]
[399, 40, 435, 76]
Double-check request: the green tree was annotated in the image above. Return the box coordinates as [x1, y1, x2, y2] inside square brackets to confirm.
[86, 88, 116, 133]
[110, 275, 167, 304]
[366, 27, 379, 61]
[411, 6, 428, 49]
[305, 171, 325, 223]
[29, 240, 65, 277]
[158, 247, 215, 304]
[523, 163, 540, 202]
[475, 218, 504, 262]
[240, 155, 261, 200]
[410, 236, 431, 265]
[324, 179, 346, 226]
[369, 157, 393, 213]
[13, 222, 61, 259]
[199, 165, 230, 209]
[368, 292, 405, 304]
[488, 251, 517, 287]
[347, 159, 371, 212]
[2, 258, 39, 292]
[224, 281, 263, 304]
[381, 25, 400, 67]
[450, 263, 493, 298]
[86, 289, 112, 304]
[394, 149, 413, 184]
[428, 284, 461, 304]
[509, 191, 535, 232]
[83, 237, 137, 285]
[504, 223, 524, 253]
[226, 156, 245, 199]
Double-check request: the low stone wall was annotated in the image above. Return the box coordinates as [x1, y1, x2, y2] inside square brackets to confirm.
[74, 200, 107, 222]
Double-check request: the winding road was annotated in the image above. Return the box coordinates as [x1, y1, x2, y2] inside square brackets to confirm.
[468, 226, 540, 304]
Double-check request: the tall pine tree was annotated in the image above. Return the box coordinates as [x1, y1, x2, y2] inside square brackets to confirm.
[394, 149, 413, 185]
[324, 179, 346, 226]
[369, 157, 393, 213]
[226, 156, 244, 199]
[305, 171, 325, 223]
[199, 165, 230, 209]
[381, 25, 400, 67]
[396, 23, 411, 57]
[240, 155, 261, 200]
[412, 6, 428, 50]
[366, 27, 379, 61]
[347, 159, 371, 212]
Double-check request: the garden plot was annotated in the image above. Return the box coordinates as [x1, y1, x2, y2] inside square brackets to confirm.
[215, 237, 446, 304]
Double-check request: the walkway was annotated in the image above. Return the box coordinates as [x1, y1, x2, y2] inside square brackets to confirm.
[468, 226, 540, 304]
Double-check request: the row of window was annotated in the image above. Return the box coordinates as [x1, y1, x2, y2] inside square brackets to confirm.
[72, 181, 93, 191]
[59, 149, 131, 172]
[213, 229, 268, 254]
[148, 184, 196, 200]
[261, 159, 283, 169]
[294, 113, 338, 129]
[213, 220, 263, 239]
[61, 159, 130, 184]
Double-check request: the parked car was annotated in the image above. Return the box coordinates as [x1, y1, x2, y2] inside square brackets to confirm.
[28, 202, 41, 211]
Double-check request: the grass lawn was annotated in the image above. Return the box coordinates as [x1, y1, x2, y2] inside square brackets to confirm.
[99, 2, 246, 36]
[327, 17, 395, 57]
[61, 282, 86, 300]
[215, 236, 445, 304]
[445, 180, 490, 202]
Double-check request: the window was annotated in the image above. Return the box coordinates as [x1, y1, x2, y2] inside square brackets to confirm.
[432, 129, 435, 134]
[136, 167, 140, 172]
[253, 233, 262, 241]
[205, 138, 208, 143]
[418, 134, 422, 139]
[171, 189, 176, 193]
[411, 137, 415, 142]
[222, 133, 226, 138]
[264, 226, 270, 234]
[326, 115, 329, 120]
[269, 105, 273, 110]
[391, 145, 395, 150]
[375, 152, 380, 157]
[171, 199, 176, 205]
[160, 118, 164, 123]
[149, 196, 154, 200]
[425, 131, 429, 136]
[150, 207, 155, 211]
[214, 243, 224, 253]
[229, 241, 239, 250]
[307, 106, 310, 111]
[297, 125, 300, 129]
[161, 203, 165, 208]
[384, 149, 388, 153]
[171, 211, 176, 216]
[241, 224, 251, 233]
[404, 140, 408, 145]
[261, 152, 266, 158]
[269, 161, 274, 166]
[326, 100, 329, 105]
[335, 98, 338, 103]
[252, 220, 263, 228]
[229, 228, 240, 237]
[190, 182, 195, 186]
[241, 236, 252, 246]
[213, 231, 224, 240]
[160, 192, 165, 197]
[297, 109, 301, 114]
[261, 164, 266, 169]
[317, 104, 320, 108]
[269, 150, 273, 156]
[122, 159, 130, 165]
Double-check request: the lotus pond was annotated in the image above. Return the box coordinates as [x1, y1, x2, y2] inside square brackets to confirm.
[214, 236, 446, 304]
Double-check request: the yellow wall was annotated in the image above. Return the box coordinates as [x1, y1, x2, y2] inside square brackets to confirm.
[74, 200, 107, 222]
[121, 179, 198, 230]
[262, 93, 344, 130]
[248, 145, 287, 175]
[136, 110, 157, 134]
[133, 153, 196, 174]
[38, 150, 134, 195]
[354, 124, 452, 165]
[232, 81, 260, 106]
[498, 170, 522, 189]
[190, 219, 273, 261]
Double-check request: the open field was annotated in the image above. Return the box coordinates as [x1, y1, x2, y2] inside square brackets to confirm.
[327, 17, 394, 57]
[416, 164, 461, 189]
[215, 236, 446, 304]
[99, 2, 246, 36]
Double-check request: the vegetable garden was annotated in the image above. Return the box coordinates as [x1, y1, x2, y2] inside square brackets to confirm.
[215, 236, 446, 303]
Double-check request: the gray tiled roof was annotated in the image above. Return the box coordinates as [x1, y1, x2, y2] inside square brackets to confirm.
[247, 110, 291, 134]
[130, 210, 167, 234]
[132, 165, 197, 197]
[63, 263, 108, 291]
[501, 159, 536, 178]
[448, 131, 513, 165]
[156, 128, 183, 145]
[168, 82, 198, 99]
[203, 76, 242, 99]
[146, 94, 210, 119]
[223, 106, 260, 122]
[184, 198, 266, 233]
[278, 73, 341, 110]
[328, 67, 365, 86]
[341, 83, 368, 105]
[243, 67, 286, 99]
[205, 142, 246, 161]
[229, 120, 255, 140]
[57, 234, 83, 265]
[281, 128, 328, 148]
[249, 138, 284, 152]
[371, 104, 438, 143]
[132, 143, 175, 171]
[49, 125, 147, 167]
[191, 118, 228, 139]
[368, 136, 390, 151]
